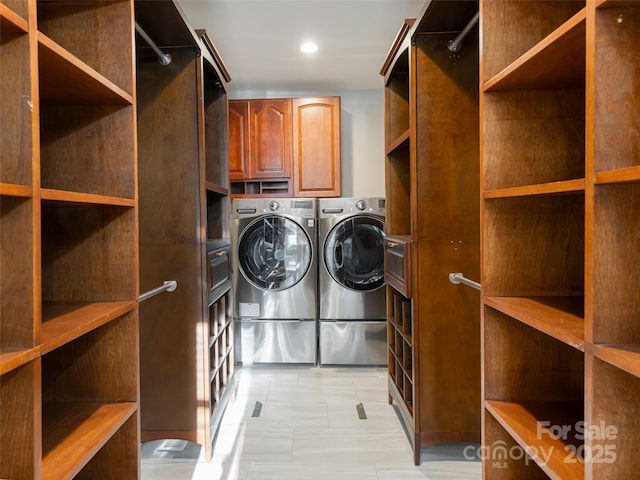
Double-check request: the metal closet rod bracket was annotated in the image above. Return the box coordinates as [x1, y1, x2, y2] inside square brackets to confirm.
[449, 273, 481, 291]
[139, 280, 178, 302]
[447, 12, 479, 53]
[135, 22, 172, 65]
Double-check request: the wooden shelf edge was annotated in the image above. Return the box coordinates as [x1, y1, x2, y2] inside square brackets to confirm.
[485, 400, 584, 480]
[39, 301, 137, 355]
[388, 318, 413, 346]
[41, 188, 135, 207]
[594, 166, 640, 184]
[587, 344, 640, 379]
[388, 346, 413, 381]
[484, 296, 585, 351]
[205, 181, 230, 196]
[483, 8, 586, 92]
[209, 318, 233, 347]
[484, 179, 585, 199]
[596, 0, 640, 8]
[42, 401, 137, 480]
[38, 32, 133, 105]
[385, 129, 411, 156]
[388, 375, 414, 426]
[0, 183, 33, 198]
[209, 346, 233, 382]
[0, 4, 28, 33]
[0, 347, 39, 376]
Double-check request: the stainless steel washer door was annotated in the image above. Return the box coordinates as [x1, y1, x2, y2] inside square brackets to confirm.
[324, 215, 385, 291]
[238, 215, 312, 291]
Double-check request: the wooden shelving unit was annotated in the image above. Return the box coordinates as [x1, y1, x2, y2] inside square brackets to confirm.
[1, 0, 140, 478]
[481, 0, 640, 477]
[135, 1, 234, 460]
[381, 0, 481, 464]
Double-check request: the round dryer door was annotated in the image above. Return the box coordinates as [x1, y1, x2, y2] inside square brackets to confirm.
[324, 215, 385, 291]
[238, 215, 312, 291]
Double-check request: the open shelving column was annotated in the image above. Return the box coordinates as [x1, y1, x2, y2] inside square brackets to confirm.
[135, 1, 234, 461]
[382, 0, 481, 464]
[480, 0, 640, 478]
[1, 0, 140, 478]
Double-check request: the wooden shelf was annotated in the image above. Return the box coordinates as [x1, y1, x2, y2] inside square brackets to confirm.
[38, 33, 132, 105]
[484, 9, 586, 92]
[485, 400, 584, 480]
[42, 401, 136, 480]
[484, 179, 585, 199]
[485, 296, 585, 351]
[385, 128, 410, 156]
[0, 183, 32, 197]
[596, 0, 640, 8]
[594, 166, 640, 184]
[0, 4, 27, 33]
[0, 347, 39, 376]
[41, 188, 135, 207]
[205, 181, 229, 196]
[588, 344, 640, 379]
[40, 302, 136, 356]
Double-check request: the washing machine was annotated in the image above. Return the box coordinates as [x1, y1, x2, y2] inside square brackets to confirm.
[233, 197, 317, 364]
[318, 197, 387, 365]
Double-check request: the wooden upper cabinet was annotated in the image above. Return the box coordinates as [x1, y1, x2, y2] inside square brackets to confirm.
[228, 100, 250, 180]
[249, 98, 292, 179]
[292, 96, 341, 197]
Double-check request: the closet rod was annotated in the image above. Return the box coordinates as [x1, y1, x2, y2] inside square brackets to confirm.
[139, 280, 178, 302]
[448, 273, 481, 291]
[135, 22, 172, 65]
[447, 12, 479, 52]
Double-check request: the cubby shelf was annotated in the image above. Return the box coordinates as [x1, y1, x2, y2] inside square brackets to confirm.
[594, 166, 640, 184]
[385, 128, 410, 156]
[42, 401, 137, 480]
[484, 297, 585, 351]
[483, 8, 586, 92]
[588, 344, 640, 379]
[0, 184, 32, 197]
[0, 348, 39, 376]
[485, 400, 585, 480]
[484, 179, 585, 199]
[41, 189, 135, 207]
[0, 4, 27, 32]
[40, 302, 136, 355]
[38, 34, 132, 105]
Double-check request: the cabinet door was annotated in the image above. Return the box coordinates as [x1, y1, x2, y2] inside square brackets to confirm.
[292, 96, 341, 197]
[228, 100, 251, 180]
[249, 98, 292, 178]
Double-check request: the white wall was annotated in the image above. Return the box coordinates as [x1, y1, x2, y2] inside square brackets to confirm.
[230, 88, 386, 199]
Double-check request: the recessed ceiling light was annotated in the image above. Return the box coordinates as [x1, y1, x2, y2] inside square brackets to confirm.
[300, 41, 318, 54]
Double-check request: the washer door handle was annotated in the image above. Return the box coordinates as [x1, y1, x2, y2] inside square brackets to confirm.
[334, 241, 343, 269]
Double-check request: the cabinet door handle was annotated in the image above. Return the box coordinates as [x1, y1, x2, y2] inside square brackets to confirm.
[386, 241, 397, 248]
[215, 250, 228, 257]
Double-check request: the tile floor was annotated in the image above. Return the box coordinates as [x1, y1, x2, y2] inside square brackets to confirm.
[141, 366, 481, 479]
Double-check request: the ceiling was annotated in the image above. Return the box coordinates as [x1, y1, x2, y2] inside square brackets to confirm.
[176, 0, 425, 93]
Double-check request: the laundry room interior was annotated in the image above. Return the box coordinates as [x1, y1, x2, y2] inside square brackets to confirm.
[2, 0, 639, 479]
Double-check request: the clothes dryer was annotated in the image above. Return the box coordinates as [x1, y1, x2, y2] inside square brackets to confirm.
[318, 197, 387, 365]
[232, 198, 317, 364]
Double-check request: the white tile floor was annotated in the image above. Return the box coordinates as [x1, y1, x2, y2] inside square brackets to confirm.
[141, 366, 481, 479]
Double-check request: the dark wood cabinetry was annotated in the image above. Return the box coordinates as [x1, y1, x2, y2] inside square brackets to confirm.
[229, 96, 341, 197]
[135, 1, 233, 461]
[1, 1, 139, 478]
[381, 2, 481, 464]
[480, 1, 640, 478]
